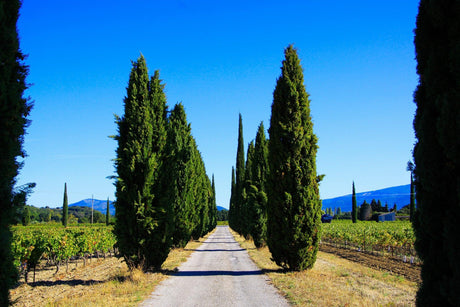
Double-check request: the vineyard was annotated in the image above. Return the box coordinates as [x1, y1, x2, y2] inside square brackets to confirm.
[321, 220, 418, 263]
[11, 225, 116, 283]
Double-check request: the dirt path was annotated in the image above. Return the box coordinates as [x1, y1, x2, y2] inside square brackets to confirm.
[140, 226, 289, 307]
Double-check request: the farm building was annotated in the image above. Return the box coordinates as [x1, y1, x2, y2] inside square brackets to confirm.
[378, 211, 396, 222]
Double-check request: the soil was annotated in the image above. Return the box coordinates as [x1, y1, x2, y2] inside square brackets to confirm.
[10, 256, 126, 306]
[319, 243, 421, 283]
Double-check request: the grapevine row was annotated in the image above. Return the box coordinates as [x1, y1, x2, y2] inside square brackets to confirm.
[321, 221, 417, 261]
[11, 225, 116, 282]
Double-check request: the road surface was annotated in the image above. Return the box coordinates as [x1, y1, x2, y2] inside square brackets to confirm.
[140, 225, 289, 307]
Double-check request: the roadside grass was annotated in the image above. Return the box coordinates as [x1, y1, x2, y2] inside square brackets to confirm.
[11, 230, 215, 307]
[230, 229, 418, 306]
[217, 220, 229, 226]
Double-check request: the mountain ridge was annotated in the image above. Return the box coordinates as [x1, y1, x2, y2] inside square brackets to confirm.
[322, 184, 411, 212]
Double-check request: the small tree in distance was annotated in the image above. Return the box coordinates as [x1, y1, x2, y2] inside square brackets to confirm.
[351, 182, 357, 223]
[62, 183, 68, 227]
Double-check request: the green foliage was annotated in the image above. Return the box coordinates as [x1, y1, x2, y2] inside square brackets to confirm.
[322, 220, 416, 257]
[22, 206, 30, 226]
[114, 55, 171, 271]
[412, 1, 460, 305]
[352, 182, 357, 223]
[248, 122, 269, 248]
[161, 103, 197, 247]
[267, 45, 322, 271]
[230, 114, 246, 234]
[62, 183, 68, 227]
[407, 161, 416, 223]
[0, 0, 33, 303]
[228, 167, 236, 228]
[11, 225, 116, 282]
[359, 201, 372, 221]
[106, 198, 110, 226]
[217, 208, 229, 221]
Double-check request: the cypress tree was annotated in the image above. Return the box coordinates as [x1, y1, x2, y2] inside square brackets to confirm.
[161, 103, 195, 247]
[234, 114, 245, 234]
[22, 206, 30, 226]
[228, 167, 236, 229]
[241, 141, 255, 239]
[106, 198, 110, 226]
[114, 55, 171, 271]
[351, 182, 357, 223]
[62, 183, 68, 227]
[412, 1, 460, 305]
[189, 138, 211, 239]
[210, 174, 217, 230]
[0, 0, 32, 302]
[406, 161, 416, 223]
[267, 45, 322, 271]
[249, 122, 269, 248]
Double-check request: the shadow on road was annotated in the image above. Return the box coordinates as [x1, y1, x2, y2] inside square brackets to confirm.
[184, 248, 246, 252]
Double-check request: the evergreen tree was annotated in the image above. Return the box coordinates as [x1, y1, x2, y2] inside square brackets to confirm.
[114, 55, 171, 271]
[351, 182, 357, 223]
[412, 1, 460, 305]
[234, 113, 245, 234]
[62, 183, 68, 227]
[407, 161, 416, 223]
[359, 201, 371, 221]
[240, 141, 255, 238]
[228, 167, 236, 229]
[161, 103, 196, 247]
[106, 198, 110, 226]
[249, 122, 269, 248]
[210, 174, 217, 230]
[0, 0, 32, 302]
[22, 205, 30, 226]
[267, 45, 322, 271]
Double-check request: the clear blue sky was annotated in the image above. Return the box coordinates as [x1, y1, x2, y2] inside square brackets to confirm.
[17, 0, 419, 209]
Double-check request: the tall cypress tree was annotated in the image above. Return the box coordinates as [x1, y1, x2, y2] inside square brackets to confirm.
[241, 141, 255, 239]
[233, 114, 245, 234]
[406, 161, 416, 223]
[249, 122, 269, 248]
[210, 174, 217, 230]
[62, 183, 68, 227]
[351, 182, 357, 223]
[412, 1, 460, 305]
[0, 0, 32, 302]
[267, 45, 322, 271]
[161, 103, 195, 247]
[228, 167, 236, 229]
[106, 198, 110, 226]
[114, 55, 171, 271]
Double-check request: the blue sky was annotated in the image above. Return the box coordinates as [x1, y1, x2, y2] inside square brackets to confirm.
[17, 0, 419, 209]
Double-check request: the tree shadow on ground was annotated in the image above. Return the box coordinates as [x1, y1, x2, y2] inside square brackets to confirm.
[23, 279, 105, 288]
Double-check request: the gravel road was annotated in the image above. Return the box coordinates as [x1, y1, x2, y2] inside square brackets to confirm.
[140, 225, 289, 307]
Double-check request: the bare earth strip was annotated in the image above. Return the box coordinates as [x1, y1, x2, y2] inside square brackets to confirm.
[140, 226, 289, 307]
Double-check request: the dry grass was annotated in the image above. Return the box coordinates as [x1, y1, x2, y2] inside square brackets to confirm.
[10, 230, 214, 307]
[230, 229, 418, 306]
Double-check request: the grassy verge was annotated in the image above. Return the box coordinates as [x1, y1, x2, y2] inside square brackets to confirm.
[11, 230, 215, 307]
[230, 229, 417, 306]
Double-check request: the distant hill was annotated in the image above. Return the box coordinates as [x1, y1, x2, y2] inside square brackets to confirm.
[70, 200, 227, 215]
[70, 199, 115, 216]
[322, 184, 411, 212]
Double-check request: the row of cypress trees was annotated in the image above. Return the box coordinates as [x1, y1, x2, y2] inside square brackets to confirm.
[229, 45, 322, 271]
[113, 55, 216, 272]
[228, 117, 269, 249]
